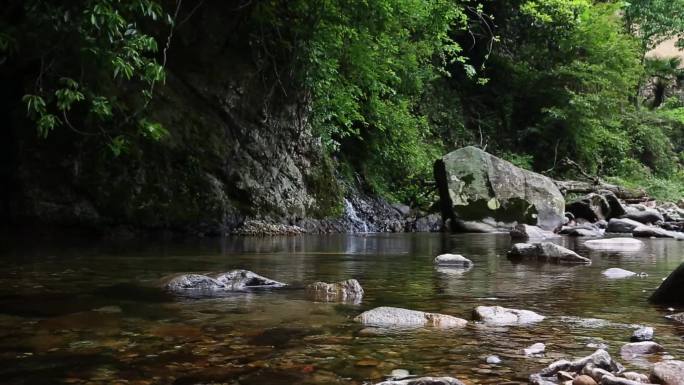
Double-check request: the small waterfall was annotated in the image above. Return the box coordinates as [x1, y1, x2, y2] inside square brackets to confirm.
[344, 198, 369, 233]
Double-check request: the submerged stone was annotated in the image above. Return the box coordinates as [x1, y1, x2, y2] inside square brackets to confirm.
[163, 269, 286, 294]
[374, 377, 466, 385]
[602, 268, 637, 279]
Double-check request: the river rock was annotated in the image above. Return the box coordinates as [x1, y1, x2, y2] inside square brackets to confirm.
[631, 326, 654, 342]
[164, 274, 225, 292]
[530, 373, 559, 385]
[622, 209, 664, 224]
[633, 225, 684, 239]
[650, 262, 684, 305]
[599, 376, 653, 385]
[621, 372, 650, 383]
[602, 268, 637, 279]
[434, 146, 565, 232]
[619, 341, 664, 358]
[566, 193, 612, 222]
[473, 305, 545, 326]
[561, 224, 605, 237]
[306, 279, 364, 302]
[355, 307, 467, 328]
[486, 355, 502, 364]
[650, 360, 684, 385]
[524, 342, 546, 356]
[607, 218, 643, 233]
[585, 238, 644, 252]
[508, 242, 591, 264]
[665, 312, 684, 323]
[374, 377, 465, 385]
[510, 224, 559, 240]
[164, 270, 286, 293]
[573, 375, 598, 385]
[433, 254, 473, 267]
[213, 270, 287, 290]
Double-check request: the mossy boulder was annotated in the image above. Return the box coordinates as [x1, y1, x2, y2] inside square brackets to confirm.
[434, 146, 565, 232]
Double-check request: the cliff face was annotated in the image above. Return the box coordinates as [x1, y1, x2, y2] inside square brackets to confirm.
[2, 2, 342, 235]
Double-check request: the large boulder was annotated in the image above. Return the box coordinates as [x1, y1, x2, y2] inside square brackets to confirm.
[508, 242, 591, 264]
[306, 279, 364, 302]
[434, 147, 565, 232]
[473, 305, 545, 326]
[355, 307, 467, 328]
[650, 360, 684, 385]
[622, 208, 664, 224]
[650, 262, 684, 305]
[584, 238, 644, 252]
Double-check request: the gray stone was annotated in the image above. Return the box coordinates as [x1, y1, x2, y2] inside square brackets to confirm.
[585, 238, 644, 252]
[510, 224, 559, 240]
[570, 350, 623, 373]
[602, 268, 637, 279]
[389, 369, 411, 380]
[164, 274, 225, 292]
[524, 342, 546, 356]
[355, 307, 467, 328]
[566, 193, 612, 222]
[633, 225, 684, 239]
[530, 374, 559, 385]
[434, 146, 565, 232]
[650, 262, 684, 305]
[665, 312, 684, 323]
[213, 269, 287, 290]
[433, 254, 473, 267]
[621, 372, 650, 383]
[650, 360, 684, 385]
[607, 218, 643, 233]
[164, 270, 287, 293]
[508, 242, 591, 264]
[619, 341, 664, 358]
[630, 326, 654, 342]
[374, 377, 465, 385]
[306, 279, 364, 302]
[561, 225, 605, 237]
[599, 376, 654, 385]
[485, 355, 502, 364]
[473, 305, 545, 326]
[622, 209, 664, 224]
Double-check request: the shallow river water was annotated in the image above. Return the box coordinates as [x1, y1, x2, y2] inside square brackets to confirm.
[1, 233, 683, 385]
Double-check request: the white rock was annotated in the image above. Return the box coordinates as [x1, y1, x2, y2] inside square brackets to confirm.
[524, 342, 546, 356]
[584, 238, 644, 251]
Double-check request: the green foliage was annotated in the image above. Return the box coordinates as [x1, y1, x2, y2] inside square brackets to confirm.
[6, 0, 171, 153]
[623, 0, 684, 52]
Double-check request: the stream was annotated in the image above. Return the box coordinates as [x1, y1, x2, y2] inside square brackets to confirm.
[0, 233, 683, 385]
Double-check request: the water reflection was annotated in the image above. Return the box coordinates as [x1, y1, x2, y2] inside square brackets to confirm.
[0, 233, 683, 384]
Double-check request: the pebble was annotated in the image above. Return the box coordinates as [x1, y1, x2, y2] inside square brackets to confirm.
[486, 355, 502, 364]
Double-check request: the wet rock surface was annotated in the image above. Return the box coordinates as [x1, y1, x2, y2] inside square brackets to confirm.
[164, 270, 286, 293]
[619, 341, 664, 358]
[306, 279, 364, 302]
[508, 242, 591, 264]
[435, 146, 565, 232]
[473, 305, 545, 326]
[374, 377, 466, 385]
[433, 254, 473, 267]
[584, 238, 643, 251]
[607, 218, 643, 233]
[510, 224, 559, 240]
[630, 327, 654, 342]
[650, 360, 684, 385]
[355, 307, 467, 328]
[602, 268, 637, 279]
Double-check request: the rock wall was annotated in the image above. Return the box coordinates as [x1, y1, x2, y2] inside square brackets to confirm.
[1, 3, 438, 236]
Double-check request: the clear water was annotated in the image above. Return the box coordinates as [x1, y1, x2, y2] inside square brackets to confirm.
[0, 233, 683, 385]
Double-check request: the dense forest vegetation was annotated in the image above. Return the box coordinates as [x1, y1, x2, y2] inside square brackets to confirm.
[3, 0, 684, 231]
